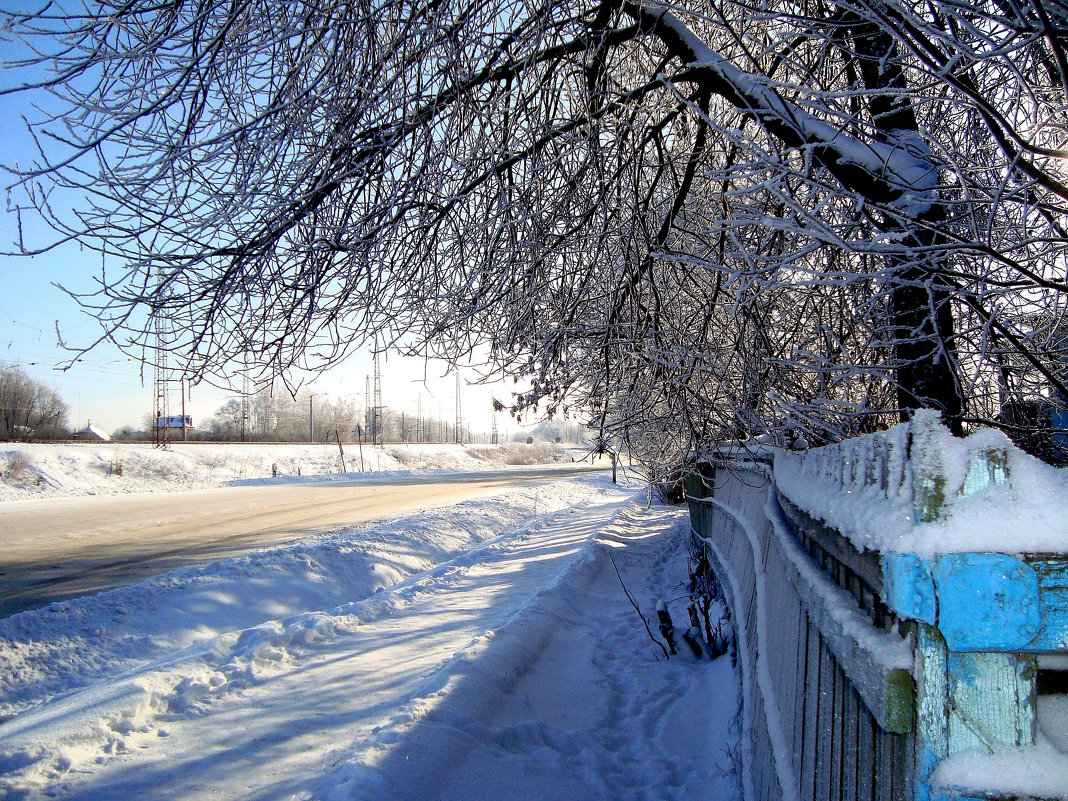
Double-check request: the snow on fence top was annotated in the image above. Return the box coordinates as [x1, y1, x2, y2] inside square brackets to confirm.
[773, 409, 1068, 557]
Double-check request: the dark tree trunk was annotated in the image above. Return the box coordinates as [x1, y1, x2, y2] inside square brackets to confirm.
[847, 15, 966, 435]
[891, 275, 964, 434]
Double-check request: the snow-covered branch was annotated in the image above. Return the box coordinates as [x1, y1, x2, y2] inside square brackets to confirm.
[3, 0, 1067, 471]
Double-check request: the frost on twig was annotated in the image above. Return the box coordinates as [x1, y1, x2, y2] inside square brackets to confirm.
[3, 1, 1067, 472]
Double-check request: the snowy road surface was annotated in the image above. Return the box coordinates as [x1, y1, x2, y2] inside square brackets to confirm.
[0, 464, 602, 617]
[0, 476, 741, 800]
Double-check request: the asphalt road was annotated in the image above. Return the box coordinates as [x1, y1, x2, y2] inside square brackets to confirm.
[0, 464, 605, 618]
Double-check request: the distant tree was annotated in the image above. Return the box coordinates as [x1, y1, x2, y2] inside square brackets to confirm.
[531, 419, 565, 443]
[112, 425, 149, 442]
[208, 399, 245, 440]
[0, 365, 70, 440]
[206, 389, 362, 441]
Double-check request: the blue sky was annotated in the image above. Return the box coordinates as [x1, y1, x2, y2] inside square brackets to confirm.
[0, 211, 506, 435]
[0, 37, 506, 437]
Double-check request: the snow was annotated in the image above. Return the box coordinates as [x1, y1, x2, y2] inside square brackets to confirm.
[0, 477, 602, 721]
[74, 425, 110, 443]
[931, 694, 1068, 800]
[691, 492, 789, 801]
[0, 442, 579, 503]
[763, 495, 913, 674]
[774, 411, 1068, 556]
[655, 11, 938, 215]
[0, 469, 742, 800]
[719, 426, 1068, 799]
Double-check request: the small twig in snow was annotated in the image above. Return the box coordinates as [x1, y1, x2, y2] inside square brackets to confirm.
[607, 549, 670, 659]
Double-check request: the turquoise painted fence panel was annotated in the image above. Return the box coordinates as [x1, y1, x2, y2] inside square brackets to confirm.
[884, 552, 1068, 653]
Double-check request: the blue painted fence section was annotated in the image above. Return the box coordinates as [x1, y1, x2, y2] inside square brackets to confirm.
[689, 413, 1068, 801]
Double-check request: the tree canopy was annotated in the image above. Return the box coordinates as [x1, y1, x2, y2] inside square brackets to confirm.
[3, 0, 1067, 470]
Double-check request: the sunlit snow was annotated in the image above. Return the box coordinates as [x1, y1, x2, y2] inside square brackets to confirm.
[0, 449, 741, 801]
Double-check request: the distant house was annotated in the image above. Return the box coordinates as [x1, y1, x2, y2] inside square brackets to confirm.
[75, 421, 111, 442]
[155, 415, 194, 430]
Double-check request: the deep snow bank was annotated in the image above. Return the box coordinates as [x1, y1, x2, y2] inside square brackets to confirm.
[0, 442, 577, 502]
[0, 474, 605, 721]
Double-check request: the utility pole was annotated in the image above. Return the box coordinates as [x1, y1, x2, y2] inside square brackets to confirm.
[373, 354, 383, 446]
[181, 377, 188, 442]
[309, 394, 316, 442]
[455, 373, 462, 445]
[365, 375, 371, 442]
[152, 294, 170, 450]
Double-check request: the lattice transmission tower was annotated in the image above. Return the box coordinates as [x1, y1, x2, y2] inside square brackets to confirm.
[373, 354, 383, 445]
[151, 266, 172, 450]
[153, 318, 170, 449]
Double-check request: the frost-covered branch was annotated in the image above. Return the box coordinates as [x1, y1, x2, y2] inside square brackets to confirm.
[3, 0, 1067, 470]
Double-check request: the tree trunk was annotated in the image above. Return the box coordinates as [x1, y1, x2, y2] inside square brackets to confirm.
[847, 15, 965, 434]
[891, 274, 964, 434]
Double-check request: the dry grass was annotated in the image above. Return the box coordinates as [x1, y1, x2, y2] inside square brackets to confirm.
[497, 443, 568, 465]
[388, 447, 415, 466]
[2, 452, 33, 483]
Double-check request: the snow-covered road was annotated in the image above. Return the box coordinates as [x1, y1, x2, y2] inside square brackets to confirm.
[0, 464, 602, 616]
[0, 476, 741, 800]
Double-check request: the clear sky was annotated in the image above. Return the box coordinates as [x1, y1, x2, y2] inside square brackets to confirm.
[0, 235, 512, 438]
[0, 40, 511, 438]
[0, 235, 510, 437]
[0, 204, 512, 437]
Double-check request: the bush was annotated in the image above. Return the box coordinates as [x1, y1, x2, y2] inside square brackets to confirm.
[2, 452, 33, 483]
[502, 442, 566, 465]
[387, 447, 415, 466]
[461, 446, 494, 461]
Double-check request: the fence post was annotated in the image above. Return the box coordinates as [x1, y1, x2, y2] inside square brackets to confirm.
[880, 415, 1039, 799]
[915, 624, 949, 801]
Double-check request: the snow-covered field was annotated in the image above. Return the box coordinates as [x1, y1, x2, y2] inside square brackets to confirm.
[0, 441, 580, 503]
[0, 453, 741, 800]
